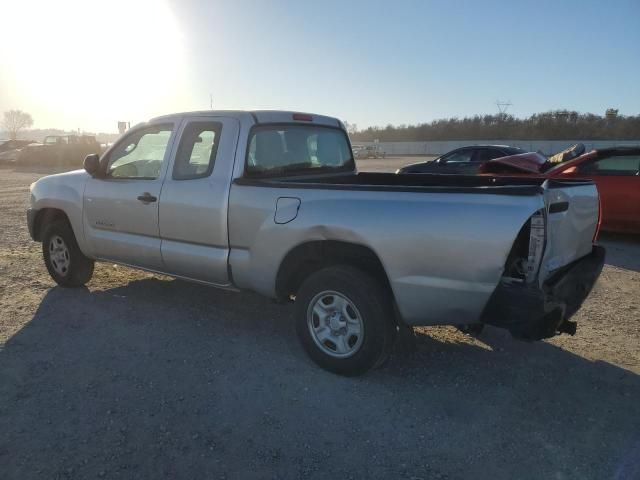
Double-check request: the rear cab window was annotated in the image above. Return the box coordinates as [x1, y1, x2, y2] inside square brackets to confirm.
[245, 124, 354, 177]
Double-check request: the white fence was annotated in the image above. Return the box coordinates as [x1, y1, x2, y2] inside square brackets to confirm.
[355, 140, 640, 156]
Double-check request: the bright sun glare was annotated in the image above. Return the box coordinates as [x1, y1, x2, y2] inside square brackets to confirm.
[0, 0, 186, 131]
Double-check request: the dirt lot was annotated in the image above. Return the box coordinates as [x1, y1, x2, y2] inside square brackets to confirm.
[0, 163, 639, 480]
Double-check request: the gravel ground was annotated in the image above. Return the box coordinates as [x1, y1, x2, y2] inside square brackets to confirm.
[0, 164, 639, 480]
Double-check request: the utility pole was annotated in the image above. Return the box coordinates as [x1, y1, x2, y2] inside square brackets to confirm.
[210, 94, 213, 110]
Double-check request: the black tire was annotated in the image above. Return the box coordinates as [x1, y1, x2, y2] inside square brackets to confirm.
[42, 220, 94, 287]
[295, 265, 396, 376]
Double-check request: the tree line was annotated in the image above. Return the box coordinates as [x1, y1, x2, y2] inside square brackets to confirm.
[2, 110, 33, 140]
[1, 110, 120, 144]
[350, 111, 640, 142]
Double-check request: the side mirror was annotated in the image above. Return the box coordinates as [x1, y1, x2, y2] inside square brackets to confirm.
[84, 153, 101, 177]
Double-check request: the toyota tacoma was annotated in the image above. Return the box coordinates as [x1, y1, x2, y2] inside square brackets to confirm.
[27, 110, 605, 375]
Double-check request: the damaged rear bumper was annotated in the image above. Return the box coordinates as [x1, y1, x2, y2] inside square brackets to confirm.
[481, 245, 605, 340]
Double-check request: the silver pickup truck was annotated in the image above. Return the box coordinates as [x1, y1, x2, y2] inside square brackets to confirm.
[27, 110, 605, 375]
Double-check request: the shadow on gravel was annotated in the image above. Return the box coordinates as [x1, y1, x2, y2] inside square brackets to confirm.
[599, 232, 640, 273]
[1, 278, 639, 480]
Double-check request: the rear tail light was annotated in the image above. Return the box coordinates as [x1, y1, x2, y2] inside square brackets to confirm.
[501, 210, 548, 284]
[525, 210, 546, 284]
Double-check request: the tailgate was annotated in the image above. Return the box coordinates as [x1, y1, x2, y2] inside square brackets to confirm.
[538, 179, 599, 283]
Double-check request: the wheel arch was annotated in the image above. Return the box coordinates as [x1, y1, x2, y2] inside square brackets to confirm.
[32, 208, 72, 242]
[275, 240, 393, 302]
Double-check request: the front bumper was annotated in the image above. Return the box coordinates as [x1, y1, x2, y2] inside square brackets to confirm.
[27, 208, 38, 241]
[481, 246, 605, 340]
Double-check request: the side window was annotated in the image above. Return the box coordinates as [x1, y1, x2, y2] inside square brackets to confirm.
[578, 155, 640, 176]
[107, 124, 174, 180]
[442, 149, 474, 163]
[475, 149, 505, 162]
[173, 122, 222, 180]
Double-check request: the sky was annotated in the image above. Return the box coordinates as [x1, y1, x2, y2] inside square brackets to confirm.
[0, 0, 638, 133]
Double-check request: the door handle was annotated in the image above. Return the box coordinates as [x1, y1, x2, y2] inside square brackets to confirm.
[137, 192, 157, 203]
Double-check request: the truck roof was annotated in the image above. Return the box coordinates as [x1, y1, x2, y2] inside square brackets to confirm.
[150, 110, 343, 128]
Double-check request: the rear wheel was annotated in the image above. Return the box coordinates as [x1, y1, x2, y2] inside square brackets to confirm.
[295, 266, 396, 376]
[42, 220, 94, 287]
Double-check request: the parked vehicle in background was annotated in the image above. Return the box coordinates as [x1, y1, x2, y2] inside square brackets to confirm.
[397, 145, 526, 174]
[479, 151, 550, 174]
[0, 139, 37, 164]
[0, 149, 22, 163]
[0, 139, 36, 153]
[354, 144, 386, 159]
[480, 147, 640, 234]
[27, 110, 604, 375]
[18, 135, 102, 166]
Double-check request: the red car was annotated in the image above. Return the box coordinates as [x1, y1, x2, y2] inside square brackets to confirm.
[480, 147, 640, 234]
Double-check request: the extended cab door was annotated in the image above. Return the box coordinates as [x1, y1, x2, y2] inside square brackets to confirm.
[158, 116, 240, 285]
[83, 122, 177, 269]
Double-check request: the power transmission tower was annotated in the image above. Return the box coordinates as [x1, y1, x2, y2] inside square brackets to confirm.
[496, 100, 512, 119]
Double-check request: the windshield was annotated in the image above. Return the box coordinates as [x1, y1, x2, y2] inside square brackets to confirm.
[246, 125, 354, 177]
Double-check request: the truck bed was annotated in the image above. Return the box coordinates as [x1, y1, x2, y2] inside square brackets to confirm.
[236, 172, 593, 196]
[229, 169, 600, 328]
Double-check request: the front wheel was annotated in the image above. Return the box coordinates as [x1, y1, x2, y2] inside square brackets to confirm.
[295, 266, 396, 376]
[42, 220, 94, 287]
